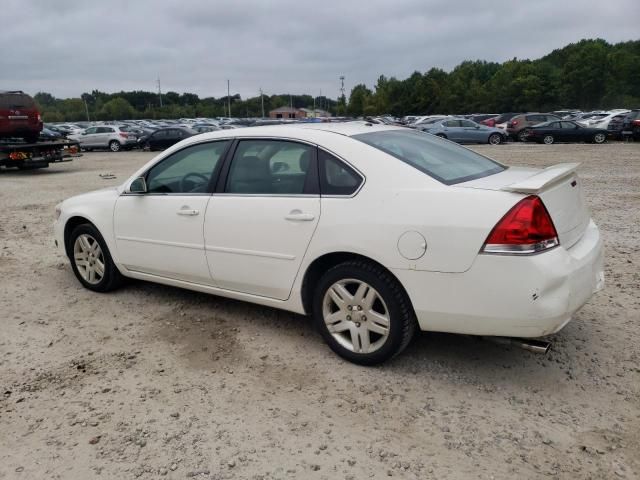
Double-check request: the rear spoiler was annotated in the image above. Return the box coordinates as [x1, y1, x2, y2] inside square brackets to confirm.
[501, 163, 580, 194]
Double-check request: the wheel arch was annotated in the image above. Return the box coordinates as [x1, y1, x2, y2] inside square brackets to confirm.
[63, 216, 97, 257]
[299, 251, 415, 316]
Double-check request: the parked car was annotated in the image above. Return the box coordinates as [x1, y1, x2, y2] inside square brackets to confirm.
[53, 123, 604, 364]
[581, 111, 629, 130]
[606, 112, 633, 139]
[523, 120, 608, 144]
[39, 127, 63, 141]
[0, 90, 43, 143]
[469, 114, 498, 124]
[138, 127, 197, 151]
[482, 112, 520, 128]
[69, 126, 137, 152]
[620, 110, 640, 139]
[507, 113, 561, 141]
[421, 118, 506, 144]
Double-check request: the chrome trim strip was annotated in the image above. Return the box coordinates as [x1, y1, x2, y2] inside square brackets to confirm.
[481, 238, 559, 255]
[116, 235, 203, 250]
[205, 245, 295, 260]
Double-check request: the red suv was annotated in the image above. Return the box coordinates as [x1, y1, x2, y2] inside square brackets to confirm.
[0, 90, 43, 143]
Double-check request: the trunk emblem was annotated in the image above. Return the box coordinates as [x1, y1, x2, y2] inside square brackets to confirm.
[571, 180, 577, 187]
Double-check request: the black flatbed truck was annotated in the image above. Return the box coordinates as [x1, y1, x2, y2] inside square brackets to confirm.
[0, 138, 82, 170]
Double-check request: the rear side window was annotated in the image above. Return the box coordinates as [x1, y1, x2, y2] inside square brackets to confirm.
[353, 129, 506, 185]
[319, 150, 362, 196]
[225, 140, 315, 195]
[0, 93, 36, 109]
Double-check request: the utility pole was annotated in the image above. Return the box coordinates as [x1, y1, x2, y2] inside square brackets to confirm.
[83, 98, 90, 121]
[339, 75, 345, 99]
[313, 94, 316, 118]
[157, 76, 163, 108]
[227, 79, 231, 118]
[259, 88, 265, 118]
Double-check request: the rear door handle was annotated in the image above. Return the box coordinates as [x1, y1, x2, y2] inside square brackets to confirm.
[177, 208, 199, 216]
[285, 210, 315, 221]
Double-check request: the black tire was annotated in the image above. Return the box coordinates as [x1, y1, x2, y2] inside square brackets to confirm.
[67, 223, 124, 292]
[517, 130, 528, 142]
[488, 133, 502, 145]
[313, 260, 416, 365]
[108, 140, 121, 152]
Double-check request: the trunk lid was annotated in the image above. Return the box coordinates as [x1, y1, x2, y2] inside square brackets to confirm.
[458, 163, 590, 249]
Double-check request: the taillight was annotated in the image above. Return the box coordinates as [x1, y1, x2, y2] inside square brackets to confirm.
[37, 113, 42, 121]
[510, 120, 518, 127]
[633, 119, 640, 126]
[119, 132, 128, 138]
[481, 196, 559, 255]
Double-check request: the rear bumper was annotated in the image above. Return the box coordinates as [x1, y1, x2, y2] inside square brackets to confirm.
[393, 220, 604, 338]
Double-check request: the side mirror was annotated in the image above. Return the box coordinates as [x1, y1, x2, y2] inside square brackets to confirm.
[475, 125, 480, 129]
[128, 177, 147, 194]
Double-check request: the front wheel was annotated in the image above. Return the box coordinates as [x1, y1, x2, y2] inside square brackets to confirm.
[313, 260, 416, 365]
[543, 134, 555, 145]
[592, 133, 606, 144]
[488, 133, 502, 145]
[109, 140, 121, 152]
[68, 223, 124, 292]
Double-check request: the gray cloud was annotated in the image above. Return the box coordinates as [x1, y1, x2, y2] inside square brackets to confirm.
[1, 0, 638, 99]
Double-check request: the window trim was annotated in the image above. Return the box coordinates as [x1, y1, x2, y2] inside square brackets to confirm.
[317, 147, 365, 198]
[216, 137, 320, 197]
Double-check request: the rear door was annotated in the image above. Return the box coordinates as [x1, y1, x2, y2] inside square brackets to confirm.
[95, 126, 115, 147]
[459, 119, 484, 142]
[204, 139, 320, 300]
[443, 120, 463, 141]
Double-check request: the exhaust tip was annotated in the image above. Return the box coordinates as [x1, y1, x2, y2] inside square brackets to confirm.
[483, 336, 551, 354]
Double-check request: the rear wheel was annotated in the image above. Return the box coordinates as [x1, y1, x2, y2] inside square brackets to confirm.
[517, 130, 529, 142]
[543, 134, 555, 145]
[109, 140, 121, 152]
[488, 133, 502, 145]
[313, 260, 416, 365]
[67, 223, 124, 292]
[592, 133, 606, 144]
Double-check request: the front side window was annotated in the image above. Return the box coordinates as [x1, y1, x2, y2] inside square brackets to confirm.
[226, 140, 314, 194]
[353, 129, 506, 185]
[319, 150, 362, 196]
[84, 127, 97, 134]
[146, 140, 230, 194]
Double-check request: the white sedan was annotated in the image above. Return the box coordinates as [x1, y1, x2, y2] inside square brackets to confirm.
[54, 123, 604, 364]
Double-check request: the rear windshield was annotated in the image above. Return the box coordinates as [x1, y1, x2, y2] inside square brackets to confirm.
[353, 129, 506, 185]
[0, 93, 36, 109]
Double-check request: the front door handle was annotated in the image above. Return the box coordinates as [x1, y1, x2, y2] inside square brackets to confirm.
[285, 210, 315, 221]
[177, 208, 199, 216]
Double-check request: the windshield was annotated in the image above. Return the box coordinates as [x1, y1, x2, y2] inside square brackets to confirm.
[352, 129, 506, 185]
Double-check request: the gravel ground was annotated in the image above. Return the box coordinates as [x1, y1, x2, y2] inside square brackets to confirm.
[1, 142, 639, 479]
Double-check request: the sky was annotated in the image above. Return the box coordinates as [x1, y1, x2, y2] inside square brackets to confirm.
[1, 0, 638, 100]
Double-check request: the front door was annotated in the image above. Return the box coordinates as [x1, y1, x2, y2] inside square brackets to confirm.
[204, 139, 320, 300]
[114, 140, 230, 283]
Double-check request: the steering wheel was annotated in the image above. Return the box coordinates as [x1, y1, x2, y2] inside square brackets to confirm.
[180, 172, 209, 193]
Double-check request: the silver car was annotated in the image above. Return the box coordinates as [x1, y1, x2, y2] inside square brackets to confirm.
[71, 126, 137, 152]
[421, 118, 506, 145]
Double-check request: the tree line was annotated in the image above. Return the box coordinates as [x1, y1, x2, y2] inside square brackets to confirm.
[35, 38, 639, 122]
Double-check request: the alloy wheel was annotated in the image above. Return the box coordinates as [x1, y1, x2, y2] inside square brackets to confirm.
[73, 234, 105, 285]
[322, 279, 390, 354]
[543, 135, 554, 145]
[594, 133, 606, 144]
